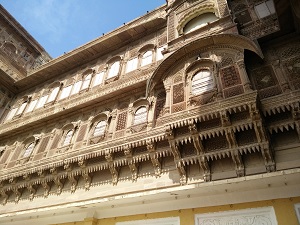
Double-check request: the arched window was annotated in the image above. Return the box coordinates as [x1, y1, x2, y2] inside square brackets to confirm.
[107, 61, 120, 79]
[59, 85, 72, 100]
[25, 99, 38, 113]
[35, 95, 48, 109]
[15, 100, 28, 116]
[126, 57, 138, 73]
[23, 142, 35, 158]
[191, 70, 214, 95]
[93, 71, 104, 87]
[81, 74, 92, 90]
[133, 106, 147, 125]
[3, 42, 17, 56]
[94, 120, 107, 137]
[63, 130, 73, 146]
[141, 50, 153, 67]
[183, 13, 218, 34]
[47, 86, 60, 103]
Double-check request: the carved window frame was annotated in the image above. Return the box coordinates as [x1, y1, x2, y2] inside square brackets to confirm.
[89, 113, 109, 144]
[186, 62, 215, 96]
[177, 2, 217, 35]
[45, 82, 61, 105]
[106, 56, 122, 81]
[59, 124, 77, 149]
[138, 44, 155, 68]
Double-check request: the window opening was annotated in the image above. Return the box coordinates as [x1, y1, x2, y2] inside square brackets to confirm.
[192, 70, 214, 95]
[141, 50, 152, 67]
[93, 71, 104, 87]
[255, 0, 276, 18]
[59, 85, 72, 100]
[126, 57, 138, 73]
[107, 61, 120, 79]
[63, 130, 73, 146]
[47, 86, 60, 103]
[23, 142, 35, 158]
[134, 106, 147, 125]
[81, 74, 92, 90]
[94, 120, 107, 136]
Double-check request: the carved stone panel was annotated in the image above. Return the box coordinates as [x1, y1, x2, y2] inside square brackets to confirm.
[195, 207, 278, 225]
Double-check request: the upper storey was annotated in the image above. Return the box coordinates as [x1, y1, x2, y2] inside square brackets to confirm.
[0, 5, 51, 92]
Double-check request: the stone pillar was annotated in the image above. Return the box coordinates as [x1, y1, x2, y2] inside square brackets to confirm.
[236, 60, 252, 92]
[164, 85, 171, 114]
[272, 60, 290, 92]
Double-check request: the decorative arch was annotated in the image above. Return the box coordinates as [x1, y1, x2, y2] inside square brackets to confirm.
[177, 2, 216, 34]
[146, 34, 263, 97]
[3, 42, 17, 55]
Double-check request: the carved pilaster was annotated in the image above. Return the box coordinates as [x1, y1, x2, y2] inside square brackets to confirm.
[236, 60, 252, 92]
[146, 141, 161, 177]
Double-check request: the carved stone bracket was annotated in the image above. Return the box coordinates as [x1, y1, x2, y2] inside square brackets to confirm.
[231, 150, 245, 177]
[41, 181, 50, 198]
[82, 171, 92, 191]
[68, 175, 78, 193]
[105, 152, 119, 185]
[188, 121, 204, 155]
[27, 184, 36, 201]
[198, 156, 211, 182]
[176, 161, 187, 185]
[225, 129, 237, 149]
[220, 110, 231, 127]
[124, 146, 138, 182]
[13, 187, 21, 203]
[146, 141, 161, 177]
[261, 143, 275, 172]
[0, 189, 8, 205]
[165, 128, 181, 160]
[53, 177, 64, 195]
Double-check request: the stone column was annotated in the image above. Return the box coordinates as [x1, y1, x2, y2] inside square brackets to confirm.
[236, 60, 252, 92]
[164, 85, 171, 114]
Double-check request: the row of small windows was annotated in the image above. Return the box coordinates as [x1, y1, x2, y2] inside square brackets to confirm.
[4, 69, 214, 123]
[0, 105, 148, 162]
[3, 46, 165, 122]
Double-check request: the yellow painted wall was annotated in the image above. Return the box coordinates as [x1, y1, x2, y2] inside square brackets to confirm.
[52, 197, 300, 225]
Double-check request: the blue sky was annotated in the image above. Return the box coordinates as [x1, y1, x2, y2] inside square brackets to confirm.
[1, 0, 166, 58]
